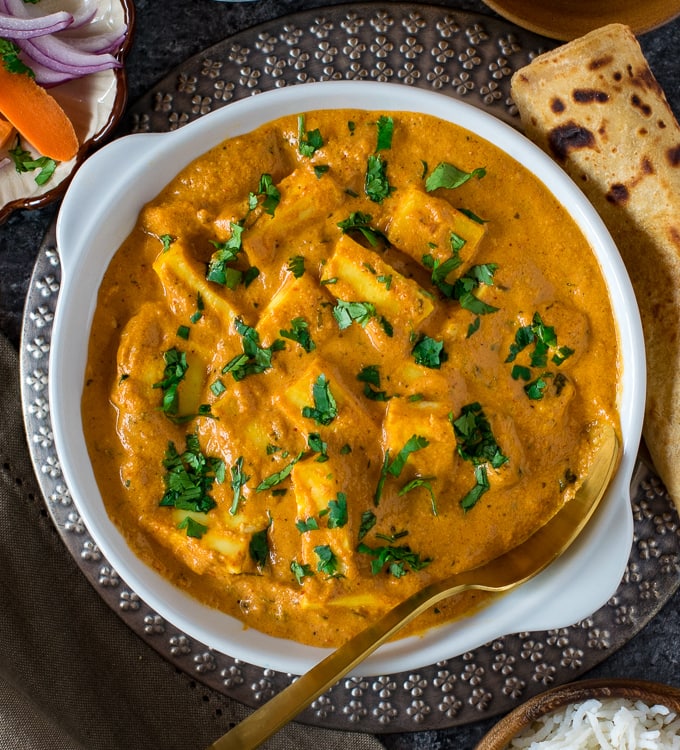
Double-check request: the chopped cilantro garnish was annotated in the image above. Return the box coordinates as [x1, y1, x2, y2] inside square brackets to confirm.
[333, 299, 377, 330]
[0, 38, 33, 76]
[222, 318, 284, 381]
[253, 173, 280, 215]
[287, 255, 305, 278]
[365, 153, 394, 203]
[176, 325, 190, 340]
[412, 335, 447, 369]
[256, 451, 304, 492]
[206, 223, 245, 286]
[425, 161, 486, 192]
[159, 234, 176, 252]
[357, 541, 431, 577]
[8, 145, 56, 185]
[295, 516, 320, 533]
[387, 434, 430, 477]
[358, 510, 377, 541]
[301, 373, 338, 425]
[450, 402, 508, 469]
[467, 316, 481, 338]
[324, 492, 348, 528]
[460, 464, 490, 511]
[159, 434, 224, 514]
[376, 115, 394, 151]
[280, 316, 316, 353]
[314, 164, 330, 178]
[298, 114, 324, 157]
[314, 545, 341, 577]
[357, 364, 391, 401]
[399, 476, 438, 515]
[249, 519, 271, 568]
[337, 212, 387, 247]
[291, 560, 314, 584]
[177, 516, 208, 539]
[152, 348, 188, 417]
[229, 456, 250, 515]
[307, 432, 328, 462]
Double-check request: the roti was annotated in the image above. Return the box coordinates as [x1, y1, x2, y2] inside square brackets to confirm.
[511, 23, 680, 510]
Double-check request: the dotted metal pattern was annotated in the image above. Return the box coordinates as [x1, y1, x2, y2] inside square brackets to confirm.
[21, 4, 680, 733]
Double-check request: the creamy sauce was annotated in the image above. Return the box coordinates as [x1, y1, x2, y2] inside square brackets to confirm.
[82, 110, 620, 647]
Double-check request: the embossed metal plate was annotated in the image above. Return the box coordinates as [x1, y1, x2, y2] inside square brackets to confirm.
[21, 4, 680, 733]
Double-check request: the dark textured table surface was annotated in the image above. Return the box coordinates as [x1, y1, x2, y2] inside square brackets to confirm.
[2, 2, 680, 748]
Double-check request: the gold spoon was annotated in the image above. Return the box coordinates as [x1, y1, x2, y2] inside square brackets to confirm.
[208, 425, 620, 750]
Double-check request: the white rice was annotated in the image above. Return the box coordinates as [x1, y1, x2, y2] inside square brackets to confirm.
[507, 697, 680, 749]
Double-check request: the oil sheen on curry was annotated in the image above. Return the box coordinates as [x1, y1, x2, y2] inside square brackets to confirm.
[83, 110, 620, 647]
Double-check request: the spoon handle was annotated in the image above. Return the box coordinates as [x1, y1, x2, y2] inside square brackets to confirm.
[207, 575, 478, 750]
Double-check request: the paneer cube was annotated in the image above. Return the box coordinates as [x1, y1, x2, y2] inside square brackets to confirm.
[385, 187, 486, 279]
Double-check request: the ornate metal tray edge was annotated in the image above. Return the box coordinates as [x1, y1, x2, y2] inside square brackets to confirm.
[20, 3, 680, 734]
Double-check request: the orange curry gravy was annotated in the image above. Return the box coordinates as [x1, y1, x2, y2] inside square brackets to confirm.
[82, 110, 620, 647]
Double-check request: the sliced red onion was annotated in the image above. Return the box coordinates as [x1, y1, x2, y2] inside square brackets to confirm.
[18, 34, 122, 76]
[18, 53, 80, 87]
[59, 29, 127, 55]
[0, 9, 73, 38]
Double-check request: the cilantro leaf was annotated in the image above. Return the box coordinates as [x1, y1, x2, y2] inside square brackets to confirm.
[337, 211, 387, 247]
[358, 510, 377, 541]
[388, 434, 430, 477]
[357, 541, 431, 577]
[287, 254, 305, 278]
[460, 464, 490, 511]
[298, 114, 324, 157]
[249, 519, 271, 568]
[280, 317, 315, 352]
[425, 161, 486, 192]
[365, 153, 394, 203]
[376, 115, 394, 151]
[229, 456, 250, 515]
[314, 545, 341, 577]
[8, 145, 56, 185]
[256, 452, 304, 492]
[412, 335, 447, 369]
[222, 318, 284, 381]
[325, 492, 348, 528]
[177, 516, 209, 539]
[291, 560, 314, 584]
[0, 38, 33, 76]
[332, 299, 377, 330]
[152, 348, 188, 417]
[450, 402, 508, 469]
[206, 224, 245, 286]
[159, 434, 224, 514]
[301, 373, 338, 425]
[399, 476, 438, 516]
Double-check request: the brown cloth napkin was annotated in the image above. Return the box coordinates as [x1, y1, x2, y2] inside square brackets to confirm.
[0, 329, 387, 750]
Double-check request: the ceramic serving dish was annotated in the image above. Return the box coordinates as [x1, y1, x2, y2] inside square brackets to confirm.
[0, 0, 134, 223]
[49, 81, 645, 677]
[476, 678, 680, 749]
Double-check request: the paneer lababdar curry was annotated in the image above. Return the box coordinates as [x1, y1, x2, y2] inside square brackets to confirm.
[82, 110, 620, 647]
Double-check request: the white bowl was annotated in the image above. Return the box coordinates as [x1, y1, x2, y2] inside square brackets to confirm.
[50, 81, 645, 677]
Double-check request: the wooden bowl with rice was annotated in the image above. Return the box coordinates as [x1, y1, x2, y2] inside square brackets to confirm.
[476, 678, 680, 749]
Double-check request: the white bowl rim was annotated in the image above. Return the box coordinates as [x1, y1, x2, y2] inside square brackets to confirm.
[50, 80, 645, 677]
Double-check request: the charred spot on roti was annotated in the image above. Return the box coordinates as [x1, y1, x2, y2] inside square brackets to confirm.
[641, 157, 654, 175]
[550, 97, 566, 114]
[631, 94, 652, 117]
[589, 55, 613, 70]
[605, 183, 629, 205]
[572, 89, 609, 104]
[613, 71, 623, 82]
[666, 145, 680, 167]
[548, 121, 596, 161]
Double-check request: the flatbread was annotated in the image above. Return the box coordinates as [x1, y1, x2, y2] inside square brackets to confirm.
[510, 23, 680, 510]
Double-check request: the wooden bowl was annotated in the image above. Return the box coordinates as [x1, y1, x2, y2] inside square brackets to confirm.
[480, 0, 680, 40]
[476, 678, 680, 749]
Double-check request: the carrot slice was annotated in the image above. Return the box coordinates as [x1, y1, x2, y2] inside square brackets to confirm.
[0, 65, 78, 162]
[0, 116, 15, 149]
